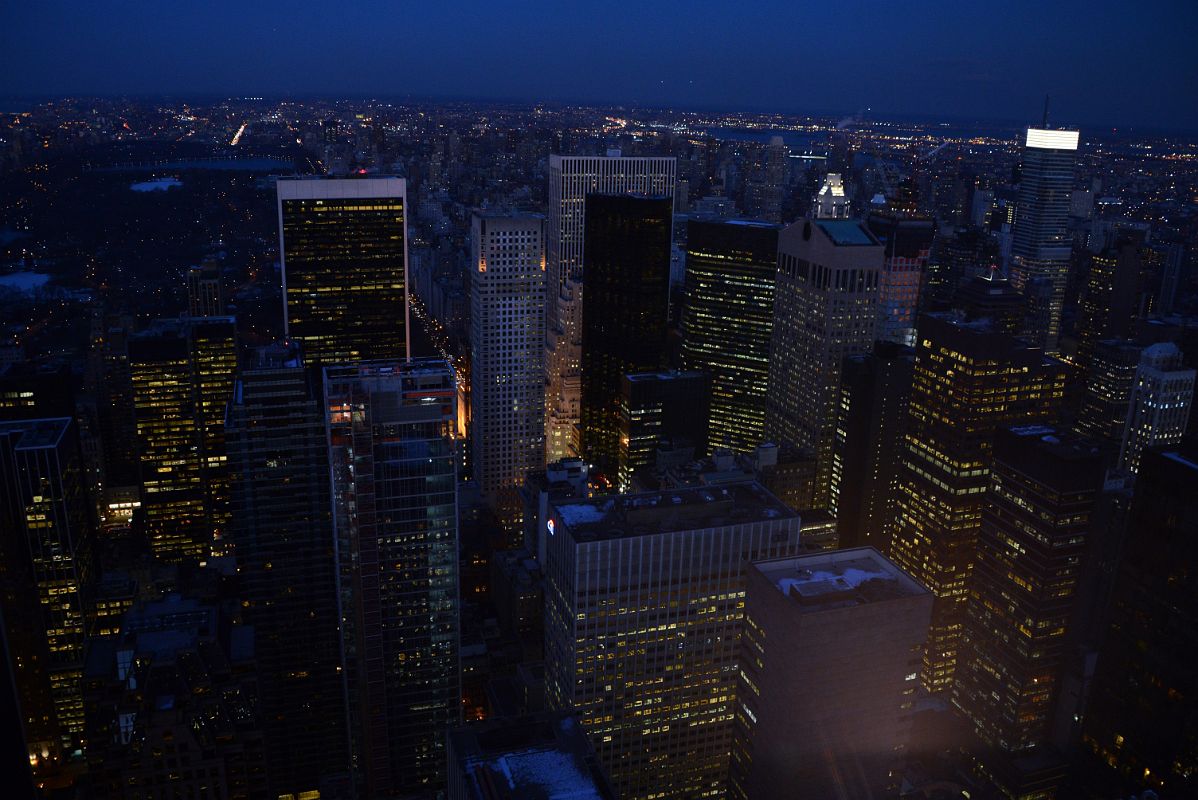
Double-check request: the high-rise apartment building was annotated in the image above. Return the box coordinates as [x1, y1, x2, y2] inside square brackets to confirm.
[129, 316, 236, 561]
[1080, 442, 1198, 797]
[277, 176, 409, 366]
[470, 213, 546, 522]
[544, 153, 676, 462]
[617, 369, 711, 492]
[324, 360, 461, 798]
[543, 482, 802, 800]
[953, 427, 1101, 790]
[866, 208, 935, 347]
[829, 341, 914, 551]
[1118, 342, 1195, 474]
[730, 548, 931, 799]
[889, 314, 1067, 693]
[765, 218, 883, 510]
[226, 344, 349, 798]
[0, 418, 94, 779]
[579, 193, 673, 482]
[1009, 128, 1080, 353]
[681, 219, 779, 454]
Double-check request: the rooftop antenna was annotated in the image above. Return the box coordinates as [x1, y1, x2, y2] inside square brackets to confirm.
[1042, 94, 1050, 128]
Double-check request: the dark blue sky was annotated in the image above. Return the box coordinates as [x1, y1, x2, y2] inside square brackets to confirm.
[3, 0, 1196, 130]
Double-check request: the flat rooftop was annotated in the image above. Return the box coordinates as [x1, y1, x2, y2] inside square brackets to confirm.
[815, 219, 879, 246]
[0, 417, 70, 450]
[550, 481, 794, 542]
[753, 547, 927, 611]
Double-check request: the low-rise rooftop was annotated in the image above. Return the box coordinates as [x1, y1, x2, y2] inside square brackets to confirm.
[753, 547, 927, 611]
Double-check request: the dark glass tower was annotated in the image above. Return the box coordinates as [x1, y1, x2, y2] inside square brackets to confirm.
[277, 177, 409, 367]
[0, 418, 94, 783]
[889, 314, 1067, 694]
[579, 194, 672, 482]
[325, 360, 461, 798]
[1081, 442, 1198, 796]
[617, 369, 711, 492]
[829, 341, 914, 551]
[681, 219, 779, 454]
[226, 344, 350, 798]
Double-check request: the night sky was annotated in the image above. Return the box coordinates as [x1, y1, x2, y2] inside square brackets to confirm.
[3, 0, 1196, 130]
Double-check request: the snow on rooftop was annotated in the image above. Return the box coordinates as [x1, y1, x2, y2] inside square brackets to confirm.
[131, 177, 183, 192]
[555, 500, 614, 527]
[777, 567, 893, 597]
[497, 749, 603, 799]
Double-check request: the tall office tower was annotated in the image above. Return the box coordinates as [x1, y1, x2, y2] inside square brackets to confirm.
[889, 314, 1067, 693]
[94, 318, 139, 490]
[765, 218, 883, 510]
[1009, 128, 1080, 353]
[447, 713, 616, 800]
[1076, 235, 1147, 369]
[953, 427, 1101, 792]
[579, 194, 673, 482]
[520, 457, 589, 565]
[543, 482, 802, 800]
[470, 213, 546, 522]
[617, 370, 711, 492]
[681, 219, 779, 454]
[277, 176, 409, 367]
[0, 418, 94, 779]
[812, 173, 850, 218]
[954, 270, 1026, 334]
[829, 341, 915, 551]
[730, 548, 932, 800]
[1117, 342, 1195, 475]
[1081, 443, 1198, 796]
[544, 153, 676, 462]
[130, 316, 237, 561]
[186, 259, 224, 317]
[325, 360, 461, 798]
[226, 344, 349, 798]
[762, 135, 788, 223]
[922, 224, 1000, 312]
[83, 593, 267, 799]
[1074, 340, 1142, 448]
[866, 208, 935, 347]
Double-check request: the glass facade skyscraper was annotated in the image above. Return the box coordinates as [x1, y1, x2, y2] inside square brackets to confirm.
[681, 219, 779, 454]
[325, 360, 461, 798]
[579, 193, 673, 483]
[278, 176, 409, 367]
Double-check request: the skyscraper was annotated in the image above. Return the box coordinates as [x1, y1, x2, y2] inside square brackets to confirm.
[829, 341, 914, 551]
[226, 344, 349, 798]
[579, 193, 673, 482]
[0, 418, 94, 779]
[765, 218, 883, 510]
[1074, 339, 1143, 448]
[1075, 234, 1148, 369]
[681, 219, 779, 454]
[1009, 128, 1080, 353]
[889, 314, 1067, 693]
[812, 173, 850, 219]
[542, 482, 802, 800]
[866, 208, 935, 347]
[324, 360, 461, 797]
[470, 213, 546, 522]
[730, 548, 931, 800]
[129, 316, 237, 562]
[1081, 442, 1198, 796]
[617, 369, 711, 492]
[953, 426, 1101, 793]
[277, 176, 409, 366]
[1117, 342, 1195, 474]
[544, 153, 676, 462]
[186, 259, 224, 317]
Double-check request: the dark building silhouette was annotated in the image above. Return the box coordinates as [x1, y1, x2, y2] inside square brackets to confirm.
[1081, 442, 1198, 796]
[830, 341, 914, 551]
[225, 344, 350, 798]
[617, 369, 710, 492]
[866, 208, 935, 347]
[277, 177, 409, 367]
[681, 219, 779, 453]
[954, 271, 1026, 334]
[579, 194, 672, 482]
[889, 314, 1067, 693]
[1076, 234, 1150, 369]
[186, 259, 225, 317]
[1074, 339, 1143, 449]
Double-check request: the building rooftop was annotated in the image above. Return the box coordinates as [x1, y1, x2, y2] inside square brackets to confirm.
[752, 547, 927, 611]
[549, 481, 794, 543]
[0, 417, 70, 450]
[815, 219, 879, 246]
